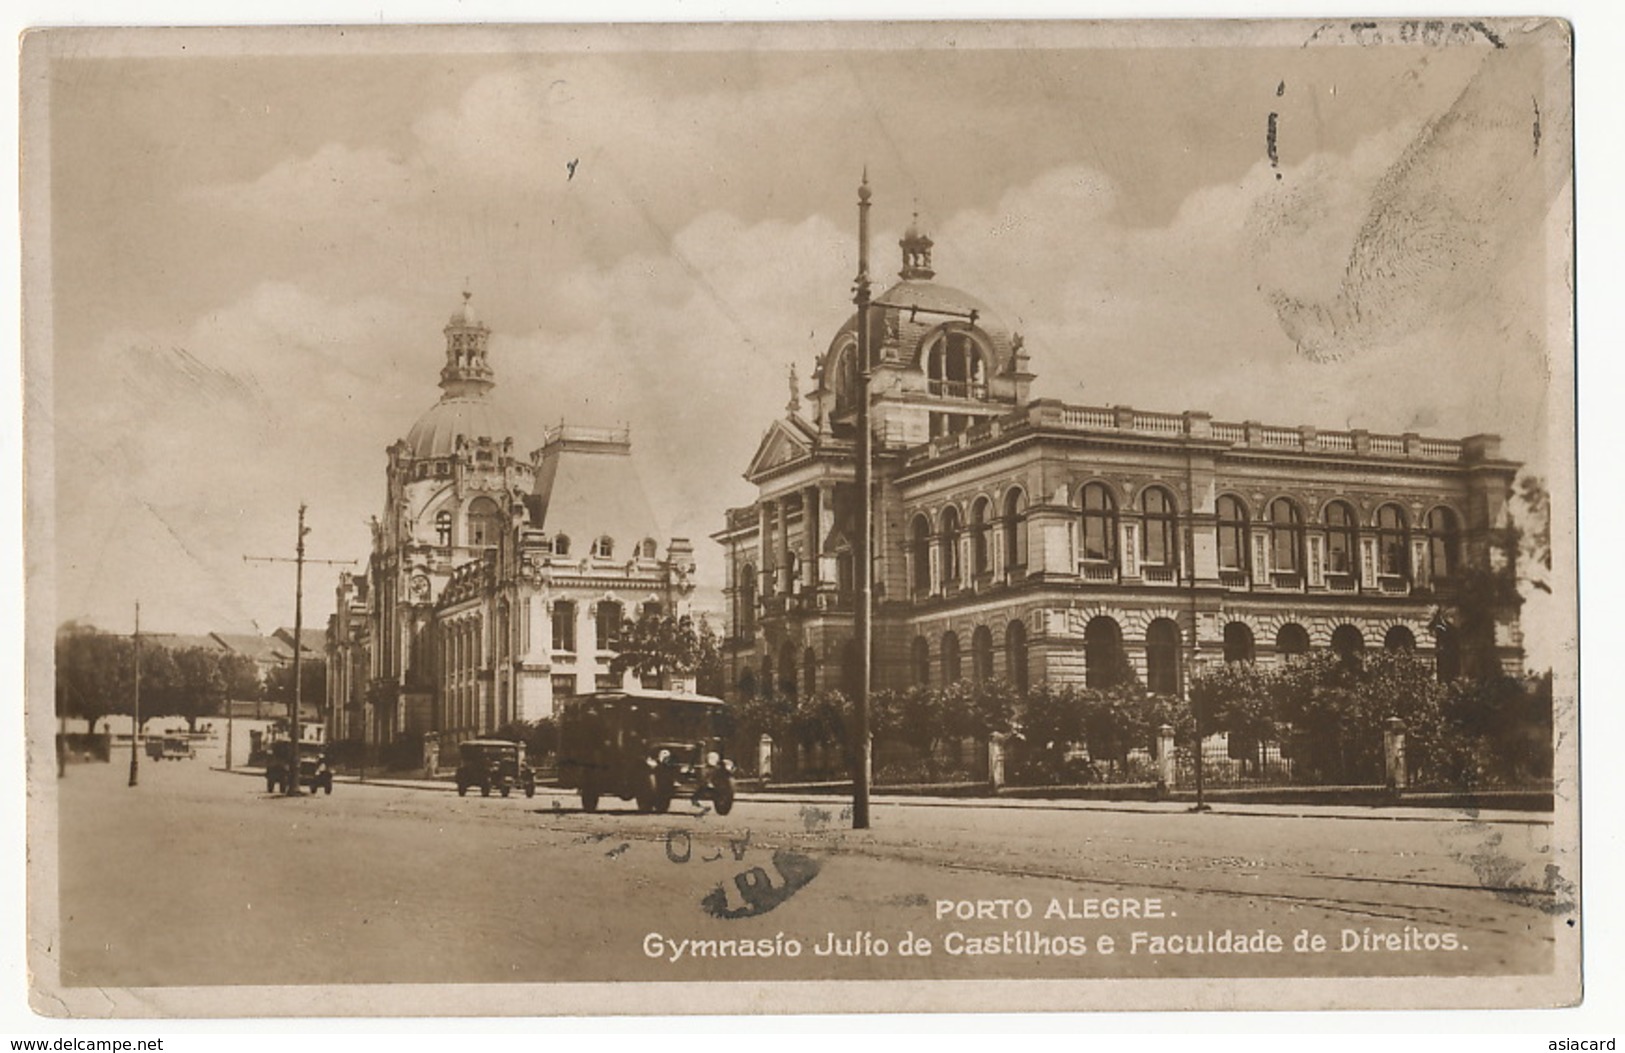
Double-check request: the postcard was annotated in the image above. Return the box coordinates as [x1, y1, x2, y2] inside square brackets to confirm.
[22, 17, 1578, 1017]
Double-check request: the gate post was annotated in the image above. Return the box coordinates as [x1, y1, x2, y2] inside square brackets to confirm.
[758, 733, 774, 783]
[988, 733, 1007, 791]
[1157, 724, 1177, 792]
[1383, 717, 1407, 792]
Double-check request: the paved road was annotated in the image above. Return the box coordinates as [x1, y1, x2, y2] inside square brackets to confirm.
[50, 757, 1568, 989]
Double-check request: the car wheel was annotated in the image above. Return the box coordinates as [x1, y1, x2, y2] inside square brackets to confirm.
[524, 783, 536, 799]
[323, 778, 333, 796]
[500, 786, 511, 798]
[580, 785, 599, 813]
[457, 783, 468, 797]
[713, 780, 736, 817]
[480, 783, 491, 798]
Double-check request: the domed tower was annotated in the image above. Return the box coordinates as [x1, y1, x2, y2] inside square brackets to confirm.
[811, 214, 1035, 449]
[370, 292, 535, 742]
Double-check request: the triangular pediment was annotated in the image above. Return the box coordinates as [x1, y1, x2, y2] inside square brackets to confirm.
[745, 417, 817, 481]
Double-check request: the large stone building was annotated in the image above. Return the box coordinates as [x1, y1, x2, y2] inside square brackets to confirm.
[713, 222, 1523, 705]
[327, 293, 696, 749]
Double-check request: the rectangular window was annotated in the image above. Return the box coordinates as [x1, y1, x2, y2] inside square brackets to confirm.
[550, 674, 576, 699]
[595, 673, 618, 692]
[551, 601, 576, 652]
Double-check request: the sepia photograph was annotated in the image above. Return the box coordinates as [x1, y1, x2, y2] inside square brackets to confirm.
[20, 14, 1580, 1021]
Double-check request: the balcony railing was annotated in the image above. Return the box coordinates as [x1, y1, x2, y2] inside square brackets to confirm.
[928, 379, 990, 400]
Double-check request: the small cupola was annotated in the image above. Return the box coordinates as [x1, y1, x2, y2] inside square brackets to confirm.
[899, 213, 935, 281]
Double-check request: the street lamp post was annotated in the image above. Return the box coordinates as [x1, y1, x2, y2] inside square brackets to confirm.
[129, 603, 142, 788]
[852, 173, 874, 831]
[847, 175, 989, 831]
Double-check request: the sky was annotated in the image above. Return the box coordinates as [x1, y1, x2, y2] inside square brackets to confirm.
[31, 20, 1573, 666]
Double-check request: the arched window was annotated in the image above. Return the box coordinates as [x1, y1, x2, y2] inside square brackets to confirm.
[738, 563, 757, 636]
[467, 496, 503, 548]
[1142, 487, 1179, 570]
[639, 537, 658, 560]
[554, 534, 571, 557]
[1426, 507, 1460, 583]
[941, 631, 962, 684]
[1081, 483, 1118, 564]
[1145, 618, 1182, 696]
[1384, 625, 1417, 651]
[595, 601, 622, 651]
[1223, 621, 1255, 664]
[1085, 616, 1127, 689]
[833, 341, 859, 416]
[1003, 488, 1028, 572]
[971, 625, 994, 682]
[1325, 501, 1357, 576]
[1331, 624, 1365, 671]
[1276, 623, 1310, 658]
[925, 329, 988, 400]
[548, 598, 577, 654]
[1005, 620, 1029, 695]
[802, 646, 818, 697]
[911, 514, 932, 596]
[939, 506, 963, 588]
[435, 510, 452, 546]
[779, 641, 798, 698]
[911, 636, 931, 687]
[1376, 504, 1409, 577]
[1270, 498, 1304, 575]
[970, 497, 992, 577]
[594, 535, 615, 559]
[1217, 496, 1249, 573]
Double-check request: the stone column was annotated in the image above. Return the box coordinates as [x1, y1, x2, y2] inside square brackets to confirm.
[817, 482, 837, 589]
[1383, 717, 1407, 791]
[1157, 724, 1177, 791]
[758, 500, 773, 596]
[776, 499, 791, 595]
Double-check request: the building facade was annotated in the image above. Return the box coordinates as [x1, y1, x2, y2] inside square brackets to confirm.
[713, 224, 1523, 706]
[327, 293, 696, 749]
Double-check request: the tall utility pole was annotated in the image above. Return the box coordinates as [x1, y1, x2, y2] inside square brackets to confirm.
[848, 175, 983, 831]
[852, 171, 874, 831]
[245, 505, 352, 795]
[125, 602, 174, 788]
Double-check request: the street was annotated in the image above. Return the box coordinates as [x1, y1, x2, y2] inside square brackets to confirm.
[51, 755, 1566, 989]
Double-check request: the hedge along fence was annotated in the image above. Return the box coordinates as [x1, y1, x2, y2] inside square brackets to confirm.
[721, 652, 1552, 793]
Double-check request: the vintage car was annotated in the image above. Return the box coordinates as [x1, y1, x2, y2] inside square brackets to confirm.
[144, 735, 194, 761]
[265, 741, 334, 795]
[556, 690, 736, 815]
[455, 739, 537, 798]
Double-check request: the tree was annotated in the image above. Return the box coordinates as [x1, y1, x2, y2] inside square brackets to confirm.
[55, 622, 132, 730]
[609, 612, 710, 690]
[1190, 661, 1277, 775]
[266, 656, 327, 712]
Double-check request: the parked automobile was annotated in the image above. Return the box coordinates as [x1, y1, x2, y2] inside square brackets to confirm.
[145, 735, 193, 761]
[265, 741, 333, 795]
[455, 739, 537, 798]
[557, 690, 736, 815]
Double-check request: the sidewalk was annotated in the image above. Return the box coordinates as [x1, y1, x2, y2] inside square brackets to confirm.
[212, 765, 1552, 825]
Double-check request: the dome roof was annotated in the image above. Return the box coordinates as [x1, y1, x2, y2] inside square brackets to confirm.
[403, 395, 517, 460]
[827, 278, 1015, 362]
